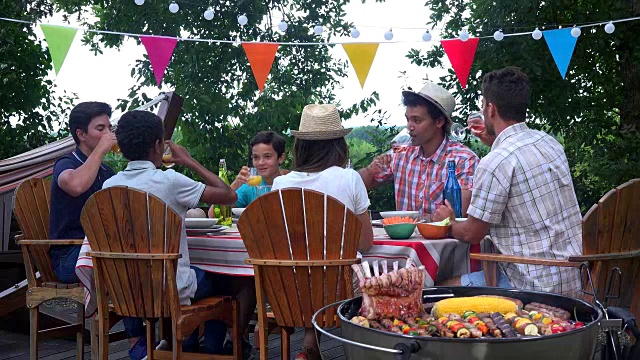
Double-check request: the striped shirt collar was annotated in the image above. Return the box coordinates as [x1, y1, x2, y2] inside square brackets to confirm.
[410, 137, 451, 163]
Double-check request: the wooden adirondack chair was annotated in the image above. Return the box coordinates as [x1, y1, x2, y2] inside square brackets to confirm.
[81, 186, 241, 360]
[238, 188, 362, 360]
[13, 178, 85, 360]
[472, 179, 640, 318]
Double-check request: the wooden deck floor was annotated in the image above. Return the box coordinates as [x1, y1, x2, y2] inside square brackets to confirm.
[0, 326, 347, 360]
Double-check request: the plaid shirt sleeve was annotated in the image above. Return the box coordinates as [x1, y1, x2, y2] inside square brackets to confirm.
[456, 152, 478, 190]
[466, 156, 510, 224]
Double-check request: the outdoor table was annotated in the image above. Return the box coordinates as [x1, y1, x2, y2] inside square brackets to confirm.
[188, 225, 474, 287]
[75, 224, 475, 315]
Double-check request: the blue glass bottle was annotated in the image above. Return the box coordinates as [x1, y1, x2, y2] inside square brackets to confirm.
[443, 160, 462, 218]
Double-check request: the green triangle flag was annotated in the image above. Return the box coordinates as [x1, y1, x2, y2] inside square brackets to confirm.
[40, 24, 78, 74]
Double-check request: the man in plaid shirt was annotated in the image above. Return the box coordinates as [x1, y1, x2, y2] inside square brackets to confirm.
[434, 67, 583, 298]
[359, 82, 478, 219]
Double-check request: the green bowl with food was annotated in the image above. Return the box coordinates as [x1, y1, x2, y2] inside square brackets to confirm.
[383, 223, 417, 240]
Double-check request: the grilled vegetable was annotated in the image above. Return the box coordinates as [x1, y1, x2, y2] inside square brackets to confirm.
[351, 316, 370, 328]
[432, 296, 518, 318]
[491, 312, 518, 338]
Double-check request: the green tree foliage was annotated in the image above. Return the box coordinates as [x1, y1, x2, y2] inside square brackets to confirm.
[54, 0, 378, 178]
[408, 0, 640, 211]
[0, 0, 75, 160]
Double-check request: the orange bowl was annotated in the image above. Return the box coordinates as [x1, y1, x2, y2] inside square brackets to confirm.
[416, 222, 450, 239]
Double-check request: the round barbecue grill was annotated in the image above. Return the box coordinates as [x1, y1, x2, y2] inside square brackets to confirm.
[313, 286, 603, 360]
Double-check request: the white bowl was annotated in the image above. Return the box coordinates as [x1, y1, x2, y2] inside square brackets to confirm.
[379, 211, 419, 219]
[231, 208, 245, 217]
[184, 218, 218, 229]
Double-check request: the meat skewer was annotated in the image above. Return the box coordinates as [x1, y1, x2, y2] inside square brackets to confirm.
[491, 312, 518, 338]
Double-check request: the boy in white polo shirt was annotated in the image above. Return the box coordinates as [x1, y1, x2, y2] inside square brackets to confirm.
[106, 110, 251, 359]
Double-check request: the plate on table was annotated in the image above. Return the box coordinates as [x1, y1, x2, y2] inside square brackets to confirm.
[186, 225, 228, 236]
[231, 208, 245, 217]
[371, 219, 384, 227]
[379, 211, 419, 219]
[185, 218, 218, 229]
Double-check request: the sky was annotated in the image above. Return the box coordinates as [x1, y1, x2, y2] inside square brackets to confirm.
[38, 0, 448, 128]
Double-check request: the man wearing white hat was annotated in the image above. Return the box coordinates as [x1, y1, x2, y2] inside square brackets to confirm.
[359, 82, 479, 220]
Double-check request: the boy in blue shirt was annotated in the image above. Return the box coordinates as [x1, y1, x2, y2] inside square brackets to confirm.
[49, 102, 117, 283]
[210, 131, 286, 214]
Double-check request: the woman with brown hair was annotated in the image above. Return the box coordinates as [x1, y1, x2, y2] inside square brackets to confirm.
[271, 104, 374, 360]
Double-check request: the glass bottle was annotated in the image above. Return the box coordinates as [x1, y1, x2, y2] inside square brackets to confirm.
[443, 159, 462, 218]
[217, 159, 233, 226]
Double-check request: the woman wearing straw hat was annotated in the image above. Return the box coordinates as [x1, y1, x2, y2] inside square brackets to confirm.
[272, 104, 374, 360]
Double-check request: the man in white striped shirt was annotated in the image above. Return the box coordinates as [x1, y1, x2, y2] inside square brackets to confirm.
[433, 67, 583, 298]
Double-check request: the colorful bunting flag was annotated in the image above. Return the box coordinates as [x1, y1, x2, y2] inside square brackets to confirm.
[342, 43, 380, 89]
[140, 36, 178, 86]
[440, 38, 479, 89]
[543, 28, 578, 79]
[242, 43, 279, 92]
[40, 24, 78, 75]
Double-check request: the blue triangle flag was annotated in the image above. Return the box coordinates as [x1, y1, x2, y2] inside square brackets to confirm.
[543, 28, 578, 79]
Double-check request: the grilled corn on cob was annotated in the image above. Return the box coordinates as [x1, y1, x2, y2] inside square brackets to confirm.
[432, 296, 518, 318]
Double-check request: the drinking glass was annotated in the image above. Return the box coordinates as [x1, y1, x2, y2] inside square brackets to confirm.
[162, 144, 175, 168]
[110, 124, 120, 153]
[449, 112, 486, 142]
[386, 128, 412, 154]
[255, 185, 271, 198]
[247, 167, 262, 186]
[467, 112, 486, 136]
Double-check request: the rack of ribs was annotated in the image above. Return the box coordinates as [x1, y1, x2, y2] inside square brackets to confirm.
[352, 259, 426, 319]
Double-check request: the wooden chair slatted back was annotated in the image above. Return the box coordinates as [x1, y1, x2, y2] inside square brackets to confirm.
[581, 179, 640, 316]
[238, 188, 361, 328]
[81, 186, 181, 318]
[14, 178, 57, 283]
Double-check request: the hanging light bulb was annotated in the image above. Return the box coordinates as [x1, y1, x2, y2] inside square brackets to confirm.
[313, 24, 323, 35]
[278, 19, 288, 32]
[422, 30, 432, 42]
[238, 13, 248, 26]
[571, 26, 581, 37]
[204, 8, 214, 20]
[350, 27, 360, 38]
[134, 0, 145, 5]
[532, 27, 543, 40]
[604, 21, 615, 34]
[493, 29, 504, 41]
[459, 29, 469, 42]
[168, 1, 179, 13]
[384, 28, 393, 41]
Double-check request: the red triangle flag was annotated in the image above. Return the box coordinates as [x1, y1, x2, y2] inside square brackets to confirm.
[242, 43, 279, 92]
[441, 38, 479, 89]
[140, 36, 178, 86]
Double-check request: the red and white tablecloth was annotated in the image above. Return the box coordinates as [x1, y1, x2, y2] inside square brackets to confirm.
[188, 226, 474, 287]
[76, 225, 476, 316]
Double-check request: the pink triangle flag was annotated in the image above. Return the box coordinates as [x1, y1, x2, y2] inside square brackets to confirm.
[140, 36, 178, 86]
[441, 38, 480, 89]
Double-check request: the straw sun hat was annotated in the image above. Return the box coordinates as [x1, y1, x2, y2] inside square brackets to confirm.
[290, 104, 352, 140]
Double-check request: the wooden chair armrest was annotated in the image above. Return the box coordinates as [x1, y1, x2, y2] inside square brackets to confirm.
[17, 239, 85, 245]
[244, 258, 361, 266]
[568, 249, 640, 262]
[469, 253, 581, 267]
[85, 251, 182, 260]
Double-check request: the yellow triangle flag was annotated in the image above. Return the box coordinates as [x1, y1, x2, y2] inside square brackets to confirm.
[342, 43, 379, 89]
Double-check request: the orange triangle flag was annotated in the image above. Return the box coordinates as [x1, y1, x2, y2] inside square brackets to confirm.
[342, 43, 379, 89]
[440, 38, 479, 89]
[242, 43, 279, 92]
